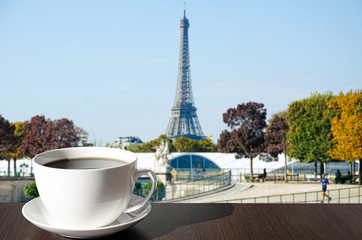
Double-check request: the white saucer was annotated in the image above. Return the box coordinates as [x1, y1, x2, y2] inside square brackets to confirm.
[22, 194, 152, 239]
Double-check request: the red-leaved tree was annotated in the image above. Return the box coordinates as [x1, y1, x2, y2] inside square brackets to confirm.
[218, 102, 267, 182]
[20, 115, 88, 158]
[265, 112, 289, 182]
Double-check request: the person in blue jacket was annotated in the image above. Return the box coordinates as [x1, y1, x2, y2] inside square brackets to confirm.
[321, 174, 332, 203]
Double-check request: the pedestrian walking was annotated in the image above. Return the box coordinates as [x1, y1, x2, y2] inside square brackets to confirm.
[320, 174, 332, 203]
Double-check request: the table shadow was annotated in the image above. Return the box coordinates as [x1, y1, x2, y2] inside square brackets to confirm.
[103, 203, 235, 240]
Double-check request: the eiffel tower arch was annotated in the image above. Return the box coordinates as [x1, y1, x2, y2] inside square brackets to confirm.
[165, 10, 205, 141]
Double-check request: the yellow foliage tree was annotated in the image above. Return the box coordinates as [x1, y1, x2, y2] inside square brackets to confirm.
[3, 122, 26, 176]
[327, 90, 362, 184]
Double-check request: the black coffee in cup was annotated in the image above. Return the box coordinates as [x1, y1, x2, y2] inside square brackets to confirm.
[44, 158, 127, 170]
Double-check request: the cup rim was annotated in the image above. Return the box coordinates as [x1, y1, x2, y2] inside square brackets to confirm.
[33, 147, 137, 172]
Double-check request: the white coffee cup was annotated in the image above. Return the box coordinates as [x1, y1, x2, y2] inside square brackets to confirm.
[33, 147, 156, 229]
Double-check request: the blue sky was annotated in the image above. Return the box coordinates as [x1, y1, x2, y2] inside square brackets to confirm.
[1, 0, 361, 145]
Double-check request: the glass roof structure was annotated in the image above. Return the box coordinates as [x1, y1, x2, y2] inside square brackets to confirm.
[169, 154, 220, 171]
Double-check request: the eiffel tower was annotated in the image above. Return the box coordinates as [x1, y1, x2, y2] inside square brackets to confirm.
[165, 9, 205, 141]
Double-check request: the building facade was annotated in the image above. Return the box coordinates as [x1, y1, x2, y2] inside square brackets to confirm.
[112, 136, 143, 149]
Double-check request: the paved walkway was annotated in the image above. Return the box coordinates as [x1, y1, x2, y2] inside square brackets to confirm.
[178, 182, 359, 203]
[179, 183, 252, 203]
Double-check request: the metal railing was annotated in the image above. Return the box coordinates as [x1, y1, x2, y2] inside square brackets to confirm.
[212, 186, 362, 204]
[228, 170, 359, 183]
[137, 170, 232, 202]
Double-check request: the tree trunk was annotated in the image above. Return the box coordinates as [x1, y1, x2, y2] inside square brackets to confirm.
[352, 161, 355, 175]
[314, 161, 317, 182]
[250, 157, 254, 182]
[359, 160, 361, 186]
[7, 160, 11, 176]
[30, 158, 34, 177]
[13, 159, 17, 177]
[320, 163, 324, 176]
[285, 154, 288, 183]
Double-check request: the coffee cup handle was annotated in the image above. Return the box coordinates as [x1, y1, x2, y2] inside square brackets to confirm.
[124, 169, 157, 213]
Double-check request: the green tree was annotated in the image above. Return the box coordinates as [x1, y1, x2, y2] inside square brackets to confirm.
[123, 145, 139, 152]
[173, 136, 217, 152]
[134, 134, 216, 153]
[173, 137, 199, 152]
[142, 181, 165, 201]
[287, 92, 335, 180]
[199, 136, 218, 152]
[135, 135, 175, 152]
[133, 181, 142, 196]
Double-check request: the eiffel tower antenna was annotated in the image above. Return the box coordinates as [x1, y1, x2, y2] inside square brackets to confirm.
[165, 8, 205, 141]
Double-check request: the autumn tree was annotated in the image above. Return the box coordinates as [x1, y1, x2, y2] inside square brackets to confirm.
[20, 115, 88, 158]
[5, 122, 26, 176]
[287, 92, 334, 180]
[264, 112, 289, 182]
[218, 102, 267, 182]
[327, 90, 362, 184]
[0, 115, 19, 176]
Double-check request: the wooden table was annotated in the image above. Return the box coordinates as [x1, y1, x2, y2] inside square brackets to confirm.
[1, 203, 361, 239]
